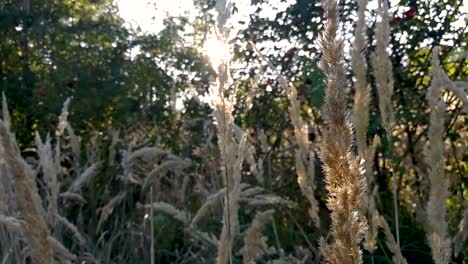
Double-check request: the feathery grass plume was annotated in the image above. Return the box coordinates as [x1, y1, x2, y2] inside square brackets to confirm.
[351, 0, 381, 253]
[287, 85, 320, 225]
[376, 215, 408, 264]
[86, 132, 102, 165]
[35, 133, 60, 230]
[191, 184, 293, 229]
[425, 48, 452, 264]
[127, 147, 170, 165]
[57, 98, 71, 136]
[139, 201, 219, 248]
[210, 0, 251, 263]
[0, 162, 6, 213]
[107, 129, 120, 167]
[48, 235, 77, 262]
[454, 209, 468, 256]
[67, 161, 102, 193]
[191, 187, 226, 228]
[371, 0, 400, 247]
[241, 209, 274, 264]
[216, 133, 249, 264]
[191, 183, 254, 229]
[352, 0, 370, 156]
[248, 41, 320, 226]
[0, 159, 22, 263]
[2, 92, 10, 131]
[363, 186, 379, 252]
[0, 121, 53, 264]
[97, 191, 127, 231]
[66, 123, 81, 173]
[142, 158, 191, 192]
[142, 201, 191, 224]
[372, 0, 395, 134]
[318, 0, 367, 263]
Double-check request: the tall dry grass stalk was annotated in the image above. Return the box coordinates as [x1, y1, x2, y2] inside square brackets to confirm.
[0, 95, 22, 264]
[35, 133, 60, 235]
[211, 0, 249, 263]
[425, 48, 452, 264]
[376, 215, 408, 264]
[350, 0, 379, 253]
[248, 41, 320, 226]
[352, 0, 370, 156]
[371, 0, 400, 247]
[0, 121, 53, 264]
[318, 0, 366, 263]
[2, 92, 10, 131]
[286, 83, 320, 226]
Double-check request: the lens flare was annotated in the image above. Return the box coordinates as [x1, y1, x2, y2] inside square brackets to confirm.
[203, 34, 229, 69]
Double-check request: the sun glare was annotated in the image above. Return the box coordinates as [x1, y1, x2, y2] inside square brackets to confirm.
[203, 34, 230, 69]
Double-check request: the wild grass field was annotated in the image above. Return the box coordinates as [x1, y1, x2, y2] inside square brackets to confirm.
[0, 0, 467, 263]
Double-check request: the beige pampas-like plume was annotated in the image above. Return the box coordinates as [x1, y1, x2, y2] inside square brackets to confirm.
[352, 0, 371, 156]
[0, 121, 53, 264]
[241, 209, 274, 264]
[372, 0, 401, 248]
[318, 0, 366, 263]
[35, 133, 60, 230]
[211, 0, 249, 263]
[425, 48, 452, 264]
[372, 0, 395, 134]
[351, 0, 378, 253]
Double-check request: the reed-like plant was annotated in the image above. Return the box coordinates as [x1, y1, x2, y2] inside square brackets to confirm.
[318, 0, 367, 263]
[425, 47, 452, 264]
